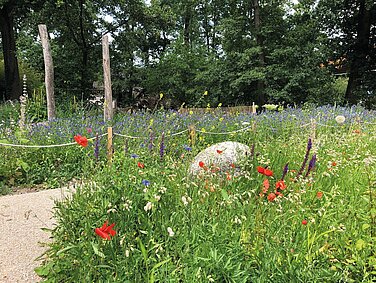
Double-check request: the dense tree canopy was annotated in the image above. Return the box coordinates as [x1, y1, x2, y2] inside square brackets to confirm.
[0, 0, 375, 108]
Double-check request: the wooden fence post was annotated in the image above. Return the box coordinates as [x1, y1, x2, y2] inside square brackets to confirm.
[38, 24, 56, 121]
[107, 127, 113, 163]
[252, 102, 257, 114]
[188, 125, 196, 146]
[102, 35, 113, 122]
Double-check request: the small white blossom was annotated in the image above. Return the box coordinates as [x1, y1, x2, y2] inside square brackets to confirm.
[167, 227, 175, 237]
[144, 201, 153, 212]
[335, 115, 346, 124]
[125, 250, 130, 257]
[154, 195, 161, 201]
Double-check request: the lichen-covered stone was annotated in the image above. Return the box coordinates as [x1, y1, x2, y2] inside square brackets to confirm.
[189, 141, 250, 176]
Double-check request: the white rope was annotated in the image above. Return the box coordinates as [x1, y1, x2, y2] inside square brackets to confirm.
[316, 123, 339, 128]
[0, 133, 107, 148]
[113, 133, 144, 139]
[299, 123, 311, 128]
[196, 125, 253, 135]
[114, 128, 189, 139]
[170, 129, 189, 136]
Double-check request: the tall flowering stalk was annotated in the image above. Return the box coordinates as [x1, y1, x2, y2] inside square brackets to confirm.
[160, 132, 165, 160]
[148, 128, 154, 152]
[250, 143, 255, 158]
[304, 154, 317, 178]
[281, 163, 289, 180]
[296, 138, 312, 177]
[94, 133, 99, 162]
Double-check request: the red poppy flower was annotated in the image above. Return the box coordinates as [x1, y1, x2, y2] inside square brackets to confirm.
[230, 163, 236, 169]
[257, 166, 273, 176]
[275, 180, 286, 190]
[275, 191, 283, 197]
[267, 192, 276, 202]
[263, 179, 270, 190]
[137, 162, 145, 169]
[216, 149, 223, 154]
[331, 161, 337, 166]
[74, 135, 88, 147]
[95, 221, 116, 240]
[302, 219, 308, 225]
[199, 161, 205, 168]
[316, 191, 323, 199]
[226, 173, 231, 180]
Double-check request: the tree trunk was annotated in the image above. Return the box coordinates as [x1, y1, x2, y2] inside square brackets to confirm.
[38, 24, 56, 121]
[345, 0, 372, 105]
[0, 3, 21, 100]
[253, 0, 266, 106]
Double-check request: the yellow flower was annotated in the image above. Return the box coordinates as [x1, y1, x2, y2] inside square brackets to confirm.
[189, 110, 193, 115]
[159, 92, 164, 100]
[203, 90, 208, 96]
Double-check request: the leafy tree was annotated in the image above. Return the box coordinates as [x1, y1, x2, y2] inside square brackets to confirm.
[317, 0, 376, 106]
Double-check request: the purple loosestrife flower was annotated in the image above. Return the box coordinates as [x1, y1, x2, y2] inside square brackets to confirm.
[160, 132, 165, 160]
[304, 154, 317, 178]
[281, 163, 289, 180]
[296, 138, 312, 177]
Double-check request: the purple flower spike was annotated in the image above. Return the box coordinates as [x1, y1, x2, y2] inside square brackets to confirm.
[281, 163, 289, 180]
[94, 133, 99, 162]
[160, 132, 165, 160]
[305, 154, 317, 178]
[297, 138, 313, 178]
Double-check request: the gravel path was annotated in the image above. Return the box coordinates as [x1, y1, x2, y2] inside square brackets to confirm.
[0, 187, 73, 282]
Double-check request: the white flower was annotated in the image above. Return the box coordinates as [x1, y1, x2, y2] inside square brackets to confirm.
[125, 250, 130, 257]
[167, 227, 175, 237]
[335, 115, 346, 124]
[182, 196, 188, 205]
[154, 195, 161, 201]
[144, 201, 153, 212]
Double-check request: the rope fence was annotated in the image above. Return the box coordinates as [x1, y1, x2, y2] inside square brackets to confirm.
[0, 118, 374, 149]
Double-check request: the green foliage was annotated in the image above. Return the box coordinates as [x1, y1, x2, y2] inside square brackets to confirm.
[23, 107, 374, 282]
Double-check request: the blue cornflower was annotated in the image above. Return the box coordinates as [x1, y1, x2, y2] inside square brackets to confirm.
[131, 153, 139, 158]
[142, 179, 150, 186]
[183, 145, 192, 151]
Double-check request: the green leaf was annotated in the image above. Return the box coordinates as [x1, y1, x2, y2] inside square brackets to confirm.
[56, 244, 78, 256]
[34, 263, 53, 276]
[362, 224, 370, 231]
[355, 239, 366, 251]
[221, 188, 229, 201]
[91, 242, 105, 258]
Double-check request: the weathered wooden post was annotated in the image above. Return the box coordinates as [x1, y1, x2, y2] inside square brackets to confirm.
[102, 35, 113, 122]
[107, 126, 113, 163]
[252, 102, 257, 114]
[188, 125, 196, 146]
[38, 24, 56, 121]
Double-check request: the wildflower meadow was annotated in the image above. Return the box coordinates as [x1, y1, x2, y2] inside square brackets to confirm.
[0, 105, 375, 282]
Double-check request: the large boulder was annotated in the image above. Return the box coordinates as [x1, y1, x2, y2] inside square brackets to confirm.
[189, 141, 251, 176]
